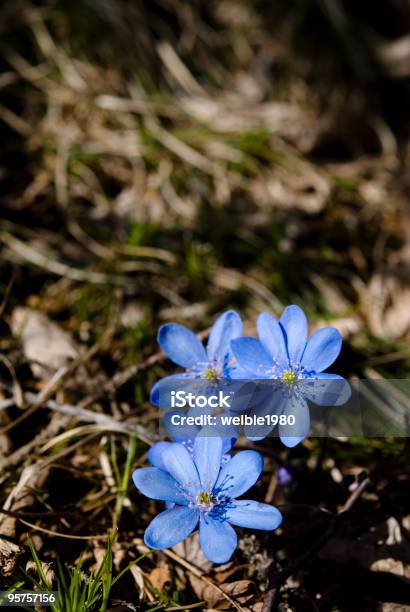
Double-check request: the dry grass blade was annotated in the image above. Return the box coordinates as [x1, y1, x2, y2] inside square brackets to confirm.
[1, 232, 134, 286]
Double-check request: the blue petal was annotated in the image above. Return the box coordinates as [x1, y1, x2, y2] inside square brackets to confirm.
[301, 327, 342, 373]
[228, 363, 251, 380]
[162, 443, 200, 495]
[301, 374, 351, 406]
[257, 312, 288, 368]
[228, 381, 257, 414]
[221, 436, 236, 455]
[147, 442, 171, 469]
[207, 310, 243, 364]
[279, 396, 310, 447]
[280, 436, 303, 448]
[244, 386, 287, 441]
[193, 436, 223, 491]
[163, 410, 200, 442]
[230, 338, 272, 377]
[150, 374, 194, 408]
[279, 305, 308, 364]
[145, 506, 199, 549]
[158, 323, 207, 369]
[132, 467, 188, 504]
[214, 450, 263, 498]
[213, 414, 240, 444]
[244, 405, 275, 442]
[199, 514, 237, 563]
[226, 500, 283, 530]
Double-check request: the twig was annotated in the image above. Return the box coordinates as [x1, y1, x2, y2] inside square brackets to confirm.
[0, 458, 50, 576]
[0, 392, 154, 472]
[165, 603, 204, 611]
[0, 413, 70, 470]
[0, 232, 137, 287]
[98, 350, 168, 397]
[40, 398, 154, 444]
[0, 508, 81, 520]
[338, 477, 371, 513]
[0, 273, 14, 319]
[0, 322, 114, 435]
[14, 518, 109, 540]
[145, 117, 215, 175]
[0, 354, 24, 407]
[81, 328, 210, 406]
[0, 103, 31, 135]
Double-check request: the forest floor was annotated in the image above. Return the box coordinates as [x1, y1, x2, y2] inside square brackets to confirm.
[0, 1, 409, 610]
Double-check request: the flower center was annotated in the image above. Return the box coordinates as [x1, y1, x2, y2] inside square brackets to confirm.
[281, 369, 297, 384]
[196, 491, 214, 508]
[203, 367, 220, 381]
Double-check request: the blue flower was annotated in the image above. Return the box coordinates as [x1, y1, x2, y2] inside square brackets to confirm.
[147, 432, 235, 470]
[147, 434, 235, 512]
[277, 466, 293, 487]
[231, 305, 350, 447]
[133, 437, 282, 563]
[150, 310, 243, 408]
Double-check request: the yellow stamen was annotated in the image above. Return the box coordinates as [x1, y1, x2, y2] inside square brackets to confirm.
[203, 368, 219, 381]
[197, 491, 213, 506]
[281, 369, 297, 384]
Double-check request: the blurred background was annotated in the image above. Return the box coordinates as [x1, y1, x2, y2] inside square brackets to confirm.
[0, 1, 409, 610]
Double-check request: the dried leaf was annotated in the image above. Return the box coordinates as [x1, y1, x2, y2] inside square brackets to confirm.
[189, 575, 253, 609]
[26, 559, 55, 584]
[357, 275, 410, 340]
[249, 603, 264, 612]
[382, 604, 410, 612]
[173, 532, 212, 573]
[130, 565, 145, 600]
[251, 166, 330, 214]
[311, 275, 351, 315]
[0, 538, 24, 577]
[148, 559, 171, 592]
[370, 558, 405, 577]
[11, 307, 78, 379]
